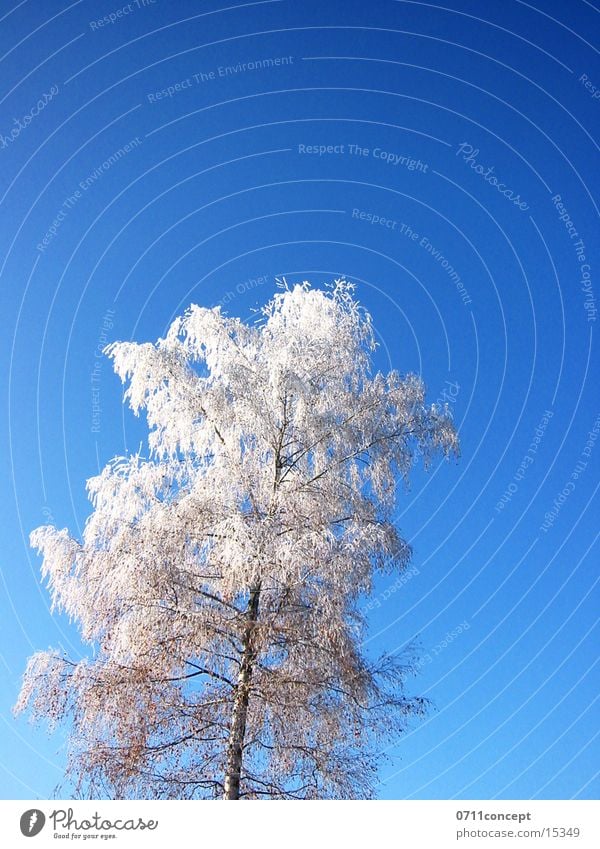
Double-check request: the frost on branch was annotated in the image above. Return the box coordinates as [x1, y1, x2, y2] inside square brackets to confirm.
[16, 280, 459, 799]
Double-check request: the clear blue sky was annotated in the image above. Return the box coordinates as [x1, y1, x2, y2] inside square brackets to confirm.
[0, 0, 598, 800]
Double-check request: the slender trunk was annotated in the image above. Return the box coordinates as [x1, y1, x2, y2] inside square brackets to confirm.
[223, 581, 261, 799]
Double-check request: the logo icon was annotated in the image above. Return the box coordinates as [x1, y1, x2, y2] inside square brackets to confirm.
[19, 810, 45, 837]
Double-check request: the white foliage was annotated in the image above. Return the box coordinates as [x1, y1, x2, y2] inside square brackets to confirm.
[17, 280, 459, 799]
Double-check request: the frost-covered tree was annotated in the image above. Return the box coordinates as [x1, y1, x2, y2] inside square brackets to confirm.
[16, 281, 459, 800]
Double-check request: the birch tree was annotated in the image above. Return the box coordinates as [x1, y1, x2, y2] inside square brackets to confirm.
[16, 280, 459, 799]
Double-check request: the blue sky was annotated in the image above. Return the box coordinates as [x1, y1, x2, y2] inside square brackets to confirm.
[0, 0, 598, 800]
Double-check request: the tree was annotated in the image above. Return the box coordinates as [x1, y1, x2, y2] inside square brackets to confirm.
[15, 280, 459, 800]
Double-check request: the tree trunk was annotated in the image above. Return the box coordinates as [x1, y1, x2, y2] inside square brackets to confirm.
[223, 581, 261, 799]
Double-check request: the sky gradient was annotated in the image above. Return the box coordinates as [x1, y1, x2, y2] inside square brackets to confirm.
[0, 0, 598, 800]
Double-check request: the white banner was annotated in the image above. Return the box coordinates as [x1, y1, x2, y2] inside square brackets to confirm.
[0, 800, 598, 848]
